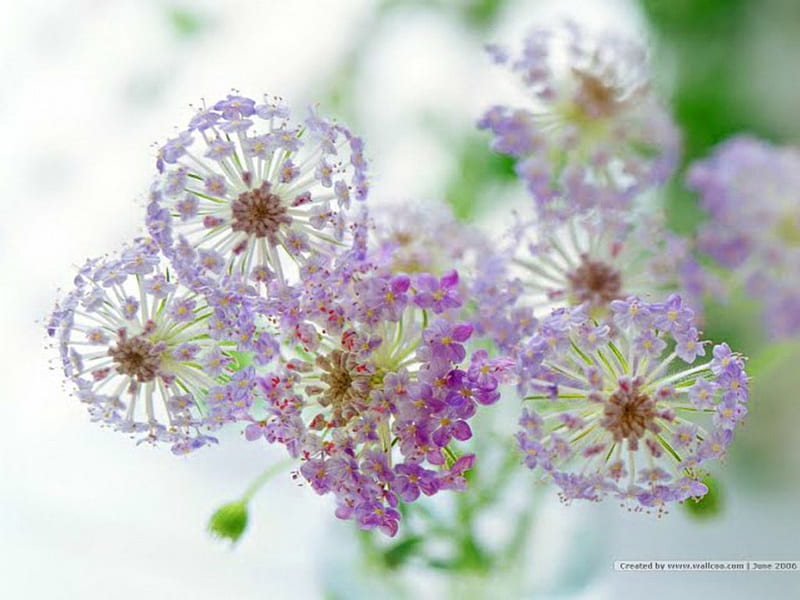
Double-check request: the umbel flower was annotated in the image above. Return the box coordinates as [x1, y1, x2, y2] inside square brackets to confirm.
[147, 93, 369, 290]
[227, 269, 511, 536]
[687, 136, 800, 338]
[370, 202, 489, 276]
[481, 209, 711, 325]
[479, 21, 679, 222]
[47, 238, 236, 454]
[515, 296, 748, 511]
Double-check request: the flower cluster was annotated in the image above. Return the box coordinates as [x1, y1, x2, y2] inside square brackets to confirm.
[47, 238, 233, 454]
[147, 93, 369, 291]
[47, 14, 762, 544]
[688, 136, 800, 338]
[370, 202, 489, 277]
[479, 21, 679, 222]
[231, 270, 510, 535]
[48, 94, 518, 536]
[473, 209, 713, 347]
[514, 297, 748, 510]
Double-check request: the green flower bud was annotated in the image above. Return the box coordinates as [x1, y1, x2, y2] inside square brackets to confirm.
[208, 500, 249, 543]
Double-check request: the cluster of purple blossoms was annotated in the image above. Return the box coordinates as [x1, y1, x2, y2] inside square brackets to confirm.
[370, 202, 489, 277]
[46, 57, 758, 541]
[479, 21, 679, 222]
[47, 238, 235, 454]
[688, 136, 800, 338]
[474, 209, 714, 335]
[230, 270, 512, 536]
[147, 93, 369, 291]
[514, 296, 748, 511]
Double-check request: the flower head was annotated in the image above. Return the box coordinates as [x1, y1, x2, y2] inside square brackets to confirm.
[148, 93, 369, 290]
[46, 238, 238, 453]
[515, 297, 748, 511]
[688, 136, 800, 338]
[220, 270, 511, 535]
[370, 202, 489, 276]
[479, 21, 679, 222]
[474, 210, 711, 351]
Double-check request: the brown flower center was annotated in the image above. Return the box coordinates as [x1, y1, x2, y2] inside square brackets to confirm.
[566, 253, 622, 308]
[231, 182, 292, 242]
[600, 377, 659, 450]
[572, 70, 625, 120]
[108, 335, 162, 383]
[313, 350, 372, 424]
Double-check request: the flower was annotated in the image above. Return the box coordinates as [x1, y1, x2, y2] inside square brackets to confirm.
[370, 202, 489, 276]
[687, 136, 800, 338]
[148, 93, 369, 290]
[515, 297, 748, 511]
[479, 21, 679, 223]
[46, 238, 238, 453]
[473, 209, 712, 350]
[222, 270, 512, 535]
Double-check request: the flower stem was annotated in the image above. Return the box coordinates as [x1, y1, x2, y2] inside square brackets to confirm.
[242, 458, 293, 502]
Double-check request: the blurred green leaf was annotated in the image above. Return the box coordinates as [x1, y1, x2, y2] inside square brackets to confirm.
[641, 0, 746, 35]
[462, 0, 508, 28]
[746, 340, 799, 378]
[445, 139, 516, 221]
[168, 8, 208, 38]
[382, 536, 424, 568]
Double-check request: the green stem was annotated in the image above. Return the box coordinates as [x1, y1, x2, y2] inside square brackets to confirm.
[242, 458, 293, 502]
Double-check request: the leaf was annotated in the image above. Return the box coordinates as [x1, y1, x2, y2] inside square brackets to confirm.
[382, 536, 424, 569]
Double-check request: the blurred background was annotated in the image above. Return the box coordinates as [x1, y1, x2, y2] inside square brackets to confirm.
[2, 0, 799, 598]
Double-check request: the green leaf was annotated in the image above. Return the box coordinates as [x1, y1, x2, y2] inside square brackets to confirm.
[382, 536, 424, 569]
[746, 341, 799, 378]
[168, 8, 208, 38]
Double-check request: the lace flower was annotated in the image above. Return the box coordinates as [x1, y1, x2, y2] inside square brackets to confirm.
[46, 238, 240, 453]
[222, 270, 511, 536]
[148, 93, 369, 290]
[479, 22, 679, 222]
[688, 136, 800, 338]
[515, 297, 748, 511]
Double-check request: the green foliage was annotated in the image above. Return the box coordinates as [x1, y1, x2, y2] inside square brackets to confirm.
[641, 0, 747, 35]
[445, 138, 516, 221]
[378, 0, 510, 29]
[381, 536, 424, 569]
[168, 8, 208, 38]
[208, 500, 249, 543]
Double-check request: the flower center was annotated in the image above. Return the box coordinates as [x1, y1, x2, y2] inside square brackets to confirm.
[572, 70, 624, 120]
[567, 253, 622, 308]
[314, 350, 373, 423]
[601, 377, 658, 450]
[231, 182, 292, 242]
[108, 335, 162, 383]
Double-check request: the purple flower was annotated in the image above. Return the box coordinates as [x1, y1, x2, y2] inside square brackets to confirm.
[413, 270, 461, 313]
[148, 92, 370, 291]
[513, 297, 748, 509]
[688, 136, 800, 339]
[422, 319, 473, 365]
[479, 21, 680, 223]
[46, 239, 235, 453]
